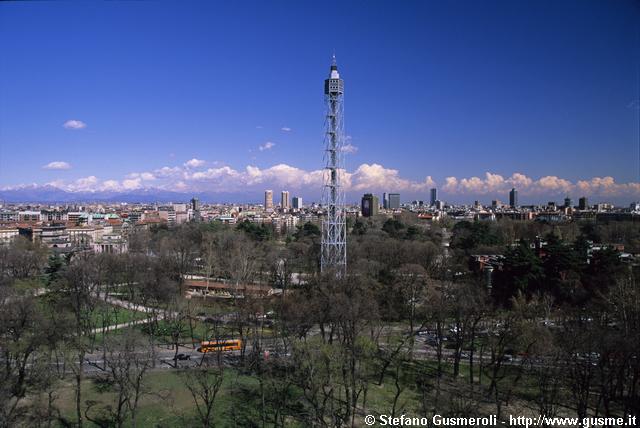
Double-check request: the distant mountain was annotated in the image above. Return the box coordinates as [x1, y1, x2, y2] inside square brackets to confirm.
[0, 185, 269, 204]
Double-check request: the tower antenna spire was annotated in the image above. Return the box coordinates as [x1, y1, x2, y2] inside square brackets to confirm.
[321, 56, 347, 276]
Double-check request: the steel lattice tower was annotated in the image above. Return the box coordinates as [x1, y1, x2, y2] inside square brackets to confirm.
[321, 55, 347, 275]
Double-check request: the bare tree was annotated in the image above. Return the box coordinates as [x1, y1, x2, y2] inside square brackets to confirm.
[52, 255, 101, 428]
[0, 290, 52, 427]
[181, 363, 225, 428]
[85, 331, 154, 428]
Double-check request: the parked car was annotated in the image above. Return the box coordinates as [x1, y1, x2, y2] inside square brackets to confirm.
[500, 354, 514, 363]
[173, 353, 191, 361]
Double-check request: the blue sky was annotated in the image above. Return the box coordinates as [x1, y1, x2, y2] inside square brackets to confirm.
[0, 0, 639, 203]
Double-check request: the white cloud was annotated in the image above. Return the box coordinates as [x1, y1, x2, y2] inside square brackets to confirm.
[281, 127, 292, 132]
[342, 143, 358, 154]
[43, 161, 71, 170]
[259, 141, 276, 151]
[101, 180, 120, 191]
[443, 177, 459, 193]
[122, 178, 142, 190]
[534, 176, 573, 194]
[347, 163, 435, 192]
[184, 158, 206, 168]
[68, 176, 99, 192]
[63, 120, 86, 130]
[154, 166, 182, 178]
[189, 166, 239, 181]
[508, 173, 533, 189]
[127, 172, 156, 181]
[45, 179, 66, 188]
[174, 181, 188, 191]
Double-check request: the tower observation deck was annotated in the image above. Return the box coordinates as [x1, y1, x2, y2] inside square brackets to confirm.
[321, 56, 347, 275]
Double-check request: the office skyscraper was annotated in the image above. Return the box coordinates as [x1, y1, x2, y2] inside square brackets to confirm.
[292, 196, 302, 209]
[361, 193, 379, 217]
[190, 197, 200, 222]
[578, 197, 589, 210]
[265, 190, 273, 210]
[383, 192, 388, 209]
[321, 56, 347, 275]
[388, 193, 400, 210]
[564, 197, 572, 208]
[430, 188, 437, 206]
[509, 188, 518, 208]
[281, 190, 290, 209]
[190, 197, 200, 211]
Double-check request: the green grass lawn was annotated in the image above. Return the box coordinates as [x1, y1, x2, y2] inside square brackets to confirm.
[53, 368, 273, 427]
[91, 301, 149, 328]
[46, 355, 564, 428]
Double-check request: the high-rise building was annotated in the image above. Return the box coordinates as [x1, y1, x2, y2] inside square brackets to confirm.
[578, 197, 589, 210]
[321, 56, 347, 275]
[382, 192, 388, 209]
[190, 197, 200, 211]
[388, 193, 400, 210]
[265, 190, 273, 211]
[190, 197, 201, 222]
[430, 188, 438, 206]
[509, 188, 518, 208]
[564, 197, 572, 208]
[281, 190, 290, 210]
[292, 196, 302, 209]
[361, 193, 379, 217]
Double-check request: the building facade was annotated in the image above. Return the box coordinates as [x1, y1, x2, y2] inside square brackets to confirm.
[265, 190, 274, 211]
[361, 193, 379, 217]
[509, 188, 518, 208]
[388, 193, 400, 210]
[281, 190, 290, 210]
[578, 197, 589, 210]
[292, 196, 302, 209]
[430, 188, 438, 206]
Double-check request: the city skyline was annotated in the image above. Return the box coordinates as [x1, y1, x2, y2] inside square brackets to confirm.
[1, 1, 639, 204]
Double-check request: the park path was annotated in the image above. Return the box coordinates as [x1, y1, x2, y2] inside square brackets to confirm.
[90, 290, 178, 334]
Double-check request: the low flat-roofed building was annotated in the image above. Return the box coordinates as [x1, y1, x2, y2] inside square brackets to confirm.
[0, 211, 18, 222]
[67, 226, 100, 246]
[93, 234, 128, 254]
[0, 227, 19, 244]
[41, 210, 68, 222]
[216, 215, 237, 224]
[67, 212, 85, 224]
[18, 211, 41, 222]
[41, 224, 71, 249]
[158, 209, 177, 225]
[18, 226, 43, 242]
[175, 211, 189, 224]
[184, 278, 278, 299]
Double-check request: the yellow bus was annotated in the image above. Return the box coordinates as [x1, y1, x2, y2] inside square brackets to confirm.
[197, 339, 242, 353]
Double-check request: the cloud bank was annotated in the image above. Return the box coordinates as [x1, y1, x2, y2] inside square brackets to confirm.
[12, 162, 639, 202]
